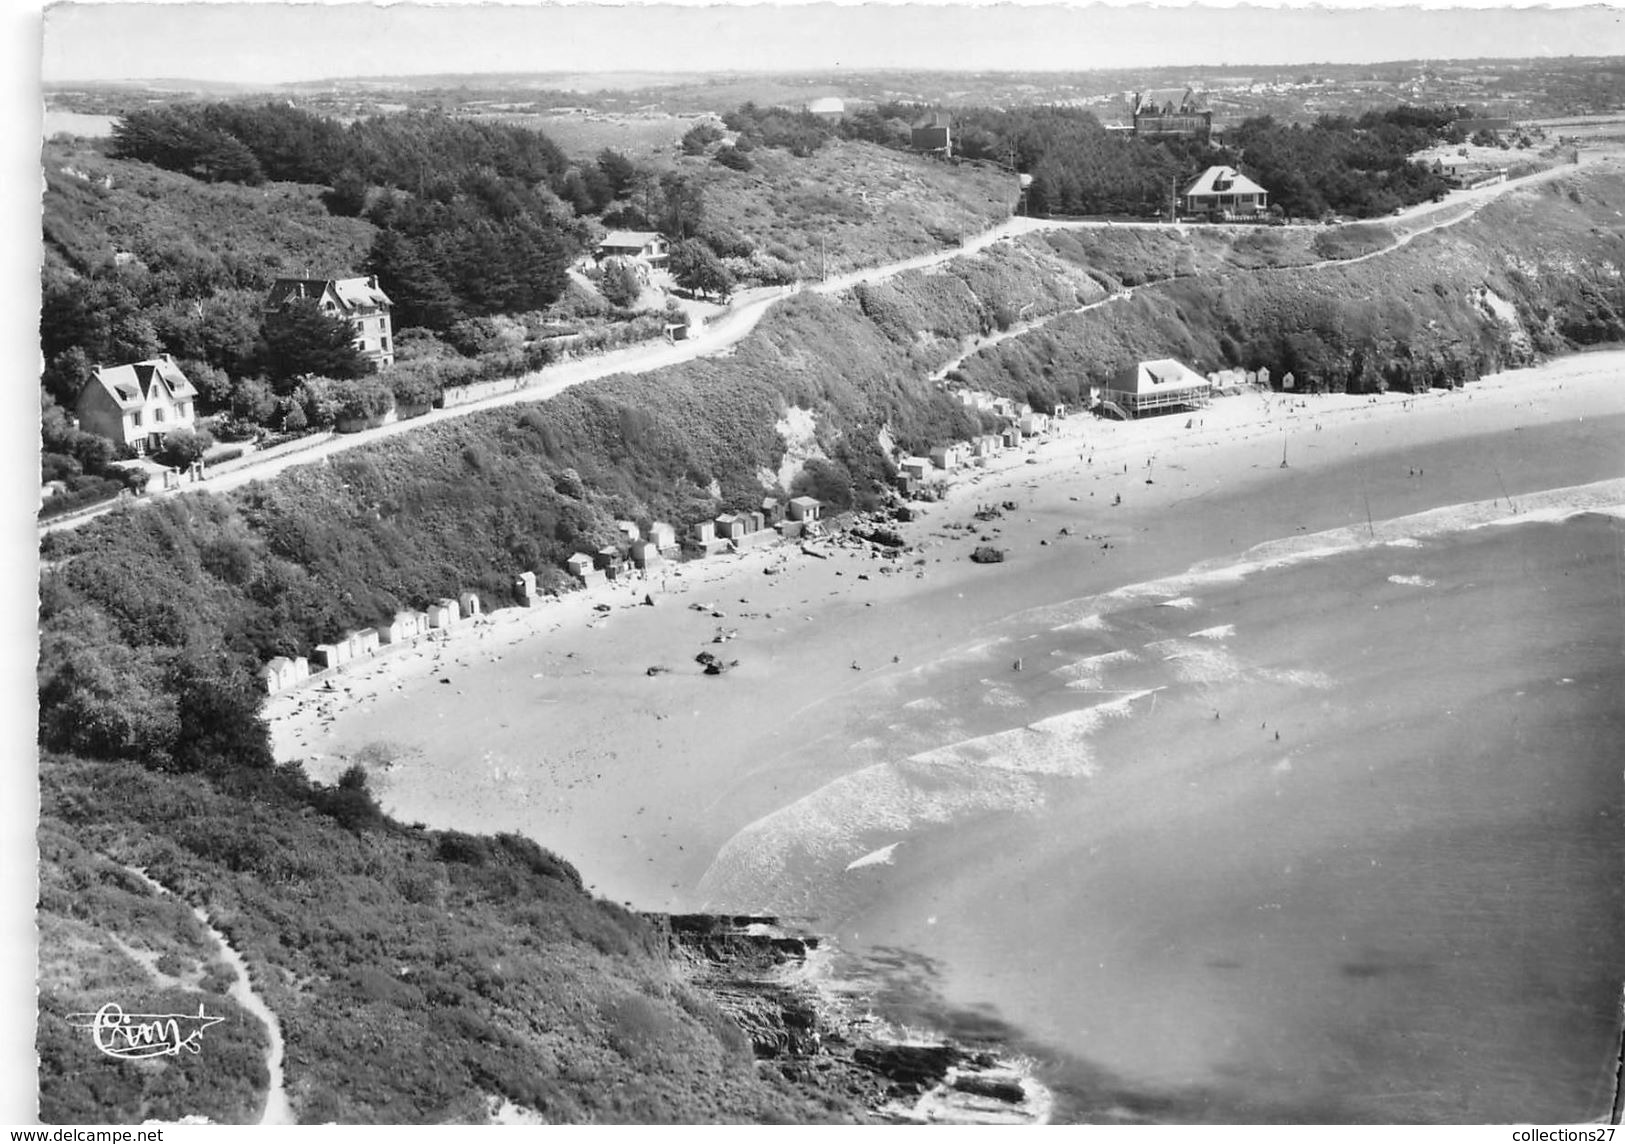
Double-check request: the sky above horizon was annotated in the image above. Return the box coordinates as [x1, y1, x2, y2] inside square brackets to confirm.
[41, 2, 1625, 86]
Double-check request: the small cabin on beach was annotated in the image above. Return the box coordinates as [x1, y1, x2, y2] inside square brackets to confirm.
[649, 521, 679, 552]
[788, 496, 822, 522]
[314, 641, 350, 672]
[692, 520, 717, 545]
[429, 598, 460, 629]
[514, 571, 537, 605]
[595, 546, 624, 578]
[630, 539, 663, 569]
[264, 656, 305, 694]
[715, 513, 747, 542]
[458, 591, 481, 618]
[615, 520, 640, 542]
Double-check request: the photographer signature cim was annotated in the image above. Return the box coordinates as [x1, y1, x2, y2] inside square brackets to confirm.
[68, 1002, 224, 1060]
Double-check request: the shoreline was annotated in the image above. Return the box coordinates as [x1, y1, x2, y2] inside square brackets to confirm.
[267, 347, 1625, 784]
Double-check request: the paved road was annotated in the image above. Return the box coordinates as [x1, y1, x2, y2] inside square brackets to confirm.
[41, 154, 1610, 536]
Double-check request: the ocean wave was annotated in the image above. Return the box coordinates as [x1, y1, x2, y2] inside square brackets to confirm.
[1387, 574, 1438, 587]
[1048, 613, 1111, 633]
[1144, 639, 1246, 685]
[1188, 625, 1236, 640]
[696, 760, 1045, 906]
[979, 682, 1029, 709]
[698, 693, 1157, 905]
[1002, 478, 1625, 641]
[1049, 648, 1138, 688]
[845, 842, 902, 871]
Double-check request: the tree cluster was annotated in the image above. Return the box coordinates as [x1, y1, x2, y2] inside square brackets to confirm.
[1229, 108, 1458, 219]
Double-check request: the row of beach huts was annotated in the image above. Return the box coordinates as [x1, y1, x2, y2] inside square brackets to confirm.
[262, 589, 496, 695]
[892, 390, 1070, 495]
[262, 499, 832, 694]
[561, 496, 827, 587]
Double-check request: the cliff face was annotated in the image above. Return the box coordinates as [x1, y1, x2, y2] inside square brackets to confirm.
[954, 170, 1625, 410]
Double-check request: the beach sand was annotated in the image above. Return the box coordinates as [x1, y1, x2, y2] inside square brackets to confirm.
[267, 349, 1625, 910]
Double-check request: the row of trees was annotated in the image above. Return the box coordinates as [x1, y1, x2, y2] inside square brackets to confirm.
[717, 96, 1461, 222]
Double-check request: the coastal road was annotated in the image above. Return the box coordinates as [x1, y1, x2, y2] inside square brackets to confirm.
[40, 150, 1615, 535]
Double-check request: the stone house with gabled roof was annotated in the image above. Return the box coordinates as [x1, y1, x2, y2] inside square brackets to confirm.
[76, 353, 199, 455]
[264, 275, 395, 370]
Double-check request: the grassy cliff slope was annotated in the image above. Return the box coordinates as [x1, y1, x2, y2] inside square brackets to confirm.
[38, 754, 847, 1124]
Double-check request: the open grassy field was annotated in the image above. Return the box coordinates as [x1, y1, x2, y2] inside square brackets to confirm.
[470, 112, 699, 164]
[682, 141, 1018, 278]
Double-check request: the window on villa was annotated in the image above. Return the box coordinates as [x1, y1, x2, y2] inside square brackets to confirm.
[132, 411, 142, 427]
[155, 408, 165, 423]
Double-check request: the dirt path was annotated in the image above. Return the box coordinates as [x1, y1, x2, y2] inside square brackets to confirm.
[126, 867, 295, 1126]
[40, 154, 1616, 537]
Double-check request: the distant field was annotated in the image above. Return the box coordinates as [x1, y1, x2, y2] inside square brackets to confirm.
[42, 109, 117, 139]
[471, 111, 701, 161]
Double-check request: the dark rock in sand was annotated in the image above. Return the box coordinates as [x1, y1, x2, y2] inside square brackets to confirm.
[952, 1074, 1026, 1103]
[970, 546, 1007, 564]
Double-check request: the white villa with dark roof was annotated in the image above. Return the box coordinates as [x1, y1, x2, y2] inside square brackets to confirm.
[264, 275, 395, 370]
[75, 354, 199, 454]
[1184, 166, 1270, 219]
[594, 231, 670, 266]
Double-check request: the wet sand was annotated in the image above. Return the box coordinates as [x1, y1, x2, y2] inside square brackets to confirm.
[267, 350, 1625, 912]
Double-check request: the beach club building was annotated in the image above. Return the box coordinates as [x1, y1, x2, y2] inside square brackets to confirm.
[1101, 359, 1213, 418]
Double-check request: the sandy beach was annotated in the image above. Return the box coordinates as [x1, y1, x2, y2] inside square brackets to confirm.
[267, 348, 1625, 908]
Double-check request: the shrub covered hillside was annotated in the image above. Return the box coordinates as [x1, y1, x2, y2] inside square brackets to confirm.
[675, 139, 1017, 279]
[950, 169, 1625, 410]
[39, 754, 844, 1123]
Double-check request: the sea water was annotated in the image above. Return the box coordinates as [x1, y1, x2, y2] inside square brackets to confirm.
[699, 511, 1625, 1123]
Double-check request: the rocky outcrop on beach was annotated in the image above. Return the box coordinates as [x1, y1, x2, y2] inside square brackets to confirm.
[648, 913, 1051, 1124]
